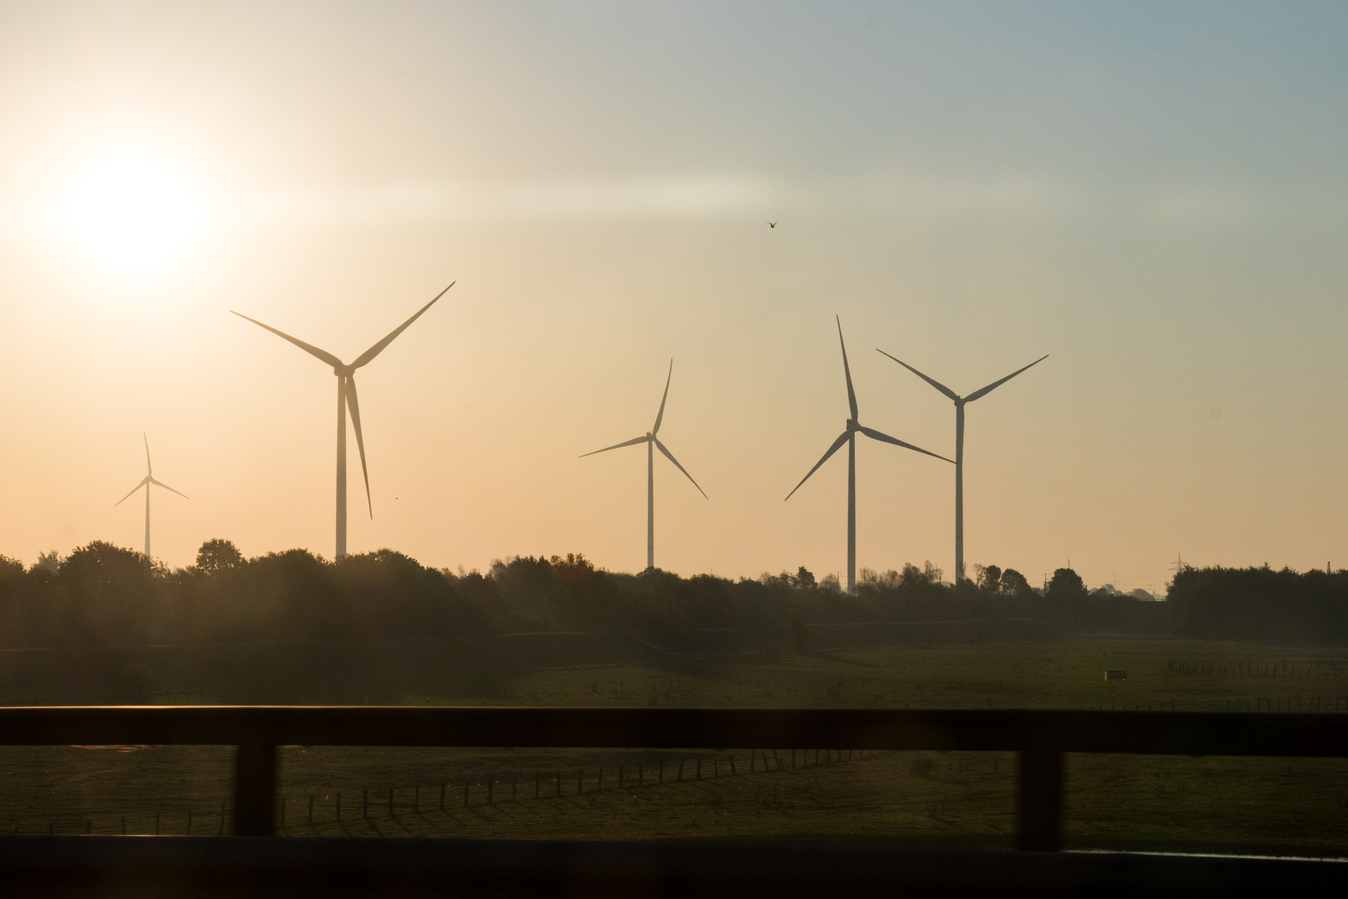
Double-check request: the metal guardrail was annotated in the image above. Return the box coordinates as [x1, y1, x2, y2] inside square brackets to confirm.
[1, 707, 1346, 850]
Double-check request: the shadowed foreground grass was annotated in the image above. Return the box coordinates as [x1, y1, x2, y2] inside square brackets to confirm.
[1, 637, 1347, 855]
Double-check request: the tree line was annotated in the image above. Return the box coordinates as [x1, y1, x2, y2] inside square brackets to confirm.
[0, 539, 1186, 650]
[1168, 564, 1348, 645]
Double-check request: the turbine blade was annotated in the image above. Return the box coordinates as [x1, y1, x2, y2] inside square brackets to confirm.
[115, 477, 150, 506]
[964, 354, 1049, 403]
[580, 434, 650, 458]
[351, 282, 454, 369]
[232, 311, 344, 368]
[857, 425, 953, 463]
[875, 350, 959, 401]
[837, 316, 858, 421]
[143, 432, 152, 476]
[652, 359, 673, 435]
[654, 437, 707, 499]
[785, 431, 850, 501]
[346, 375, 373, 518]
[148, 477, 190, 500]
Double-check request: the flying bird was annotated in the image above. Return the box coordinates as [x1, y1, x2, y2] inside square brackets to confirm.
[767, 222, 777, 228]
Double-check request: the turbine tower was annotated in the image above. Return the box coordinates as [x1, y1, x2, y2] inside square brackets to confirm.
[115, 433, 188, 560]
[787, 318, 952, 595]
[582, 359, 706, 572]
[233, 282, 453, 559]
[876, 348, 1047, 584]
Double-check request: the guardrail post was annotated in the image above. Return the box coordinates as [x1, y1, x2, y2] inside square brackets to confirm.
[234, 741, 277, 836]
[1017, 750, 1063, 852]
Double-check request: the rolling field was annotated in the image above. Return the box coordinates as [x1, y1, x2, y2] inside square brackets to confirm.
[2, 635, 1347, 856]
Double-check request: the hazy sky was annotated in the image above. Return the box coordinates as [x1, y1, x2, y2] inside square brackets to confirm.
[2, 1, 1346, 592]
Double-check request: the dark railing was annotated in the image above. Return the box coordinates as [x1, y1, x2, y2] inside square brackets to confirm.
[2, 706, 1346, 850]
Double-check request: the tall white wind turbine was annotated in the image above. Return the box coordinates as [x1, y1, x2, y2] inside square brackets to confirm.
[876, 349, 1047, 584]
[787, 318, 952, 596]
[233, 282, 453, 559]
[115, 433, 188, 560]
[582, 360, 706, 572]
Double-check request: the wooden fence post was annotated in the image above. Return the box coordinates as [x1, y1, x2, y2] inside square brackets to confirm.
[1017, 750, 1063, 852]
[234, 740, 278, 836]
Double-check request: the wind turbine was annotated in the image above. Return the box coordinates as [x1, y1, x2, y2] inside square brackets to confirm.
[233, 282, 453, 559]
[115, 433, 188, 560]
[876, 348, 1048, 585]
[786, 318, 952, 595]
[582, 359, 706, 572]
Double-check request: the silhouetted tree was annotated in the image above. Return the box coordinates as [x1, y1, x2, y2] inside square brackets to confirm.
[1046, 567, 1087, 602]
[998, 568, 1035, 598]
[59, 541, 161, 645]
[196, 539, 243, 576]
[974, 564, 1002, 596]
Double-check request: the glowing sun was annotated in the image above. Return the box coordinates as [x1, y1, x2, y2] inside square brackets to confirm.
[64, 150, 206, 275]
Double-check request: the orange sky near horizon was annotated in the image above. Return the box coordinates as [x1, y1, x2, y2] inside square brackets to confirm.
[2, 2, 1347, 595]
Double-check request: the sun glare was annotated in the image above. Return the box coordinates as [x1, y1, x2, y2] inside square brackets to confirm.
[62, 150, 206, 275]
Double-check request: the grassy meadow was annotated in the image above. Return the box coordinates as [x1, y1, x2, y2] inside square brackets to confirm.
[2, 634, 1347, 856]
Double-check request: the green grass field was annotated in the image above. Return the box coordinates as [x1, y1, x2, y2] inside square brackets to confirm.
[3, 636, 1347, 855]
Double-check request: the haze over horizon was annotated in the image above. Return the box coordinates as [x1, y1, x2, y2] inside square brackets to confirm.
[2, 2, 1346, 594]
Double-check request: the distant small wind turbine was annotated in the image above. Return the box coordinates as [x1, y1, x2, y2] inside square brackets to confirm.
[582, 360, 706, 572]
[876, 348, 1047, 584]
[115, 433, 188, 560]
[233, 282, 453, 559]
[787, 318, 952, 595]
